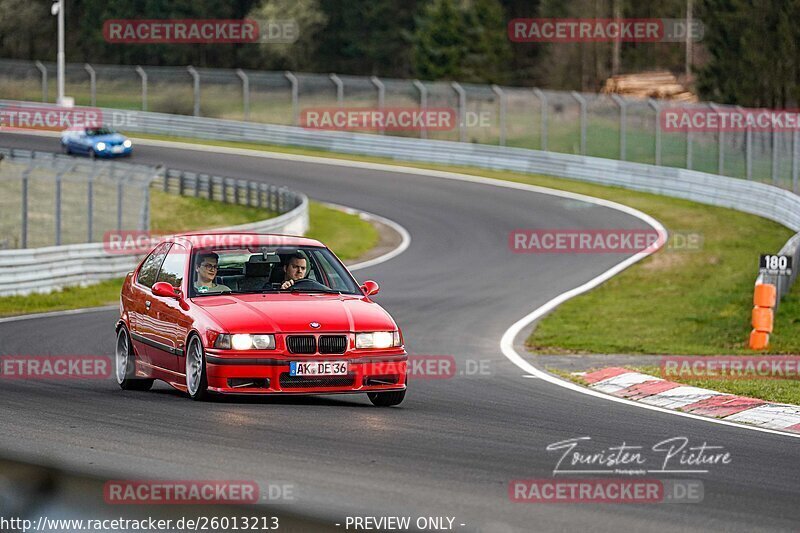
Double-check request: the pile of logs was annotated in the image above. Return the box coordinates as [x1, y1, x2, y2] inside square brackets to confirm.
[602, 71, 697, 102]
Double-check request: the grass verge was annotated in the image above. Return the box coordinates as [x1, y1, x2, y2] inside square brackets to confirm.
[0, 193, 377, 318]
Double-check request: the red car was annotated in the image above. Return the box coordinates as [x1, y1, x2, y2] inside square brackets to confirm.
[114, 233, 407, 406]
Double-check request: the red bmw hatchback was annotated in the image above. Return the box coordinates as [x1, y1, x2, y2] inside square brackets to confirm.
[115, 233, 407, 406]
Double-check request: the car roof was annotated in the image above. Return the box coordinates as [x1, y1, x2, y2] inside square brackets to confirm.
[171, 232, 325, 249]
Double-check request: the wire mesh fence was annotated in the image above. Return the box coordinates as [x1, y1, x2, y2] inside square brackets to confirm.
[0, 58, 798, 191]
[0, 149, 154, 249]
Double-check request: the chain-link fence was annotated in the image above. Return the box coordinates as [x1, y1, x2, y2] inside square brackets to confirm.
[0, 58, 798, 191]
[0, 148, 153, 249]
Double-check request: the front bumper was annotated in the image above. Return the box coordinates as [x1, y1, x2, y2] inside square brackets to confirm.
[205, 352, 407, 395]
[95, 145, 132, 158]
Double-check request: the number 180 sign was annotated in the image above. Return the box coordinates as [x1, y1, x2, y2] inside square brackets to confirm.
[759, 254, 793, 275]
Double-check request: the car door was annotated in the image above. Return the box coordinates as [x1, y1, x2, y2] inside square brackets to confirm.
[148, 243, 192, 373]
[129, 242, 171, 368]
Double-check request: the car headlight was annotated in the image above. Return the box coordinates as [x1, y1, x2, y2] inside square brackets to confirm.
[215, 334, 275, 350]
[123, 139, 132, 148]
[355, 331, 401, 349]
[95, 142, 106, 151]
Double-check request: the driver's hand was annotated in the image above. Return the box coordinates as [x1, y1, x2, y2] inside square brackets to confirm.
[281, 279, 295, 289]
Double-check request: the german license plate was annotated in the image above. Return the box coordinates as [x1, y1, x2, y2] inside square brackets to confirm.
[289, 361, 348, 376]
[112, 145, 124, 153]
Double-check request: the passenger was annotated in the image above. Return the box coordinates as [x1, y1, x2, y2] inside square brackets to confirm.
[194, 252, 231, 293]
[280, 253, 308, 289]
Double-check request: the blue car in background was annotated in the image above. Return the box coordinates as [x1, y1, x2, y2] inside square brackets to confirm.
[60, 126, 133, 158]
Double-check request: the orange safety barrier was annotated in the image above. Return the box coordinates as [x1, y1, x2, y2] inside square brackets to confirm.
[751, 306, 774, 333]
[753, 283, 777, 308]
[749, 282, 776, 350]
[749, 330, 769, 350]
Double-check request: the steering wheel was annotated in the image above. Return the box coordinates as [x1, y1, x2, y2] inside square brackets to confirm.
[287, 278, 329, 291]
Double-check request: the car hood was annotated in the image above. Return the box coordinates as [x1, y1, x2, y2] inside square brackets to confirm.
[89, 133, 127, 143]
[191, 293, 397, 333]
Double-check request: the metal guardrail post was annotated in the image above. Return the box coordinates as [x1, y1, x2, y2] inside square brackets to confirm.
[648, 98, 661, 165]
[285, 71, 299, 126]
[141, 183, 150, 231]
[738, 106, 753, 179]
[533, 88, 548, 151]
[236, 69, 250, 121]
[135, 66, 148, 111]
[686, 129, 693, 170]
[34, 61, 47, 103]
[116, 185, 124, 231]
[570, 91, 587, 155]
[709, 103, 725, 175]
[413, 80, 427, 140]
[611, 94, 626, 160]
[87, 168, 94, 242]
[492, 85, 506, 146]
[451, 82, 466, 143]
[793, 129, 799, 193]
[84, 63, 96, 107]
[55, 172, 62, 246]
[21, 164, 30, 248]
[329, 73, 343, 106]
[187, 66, 200, 117]
[371, 76, 385, 135]
[771, 124, 779, 185]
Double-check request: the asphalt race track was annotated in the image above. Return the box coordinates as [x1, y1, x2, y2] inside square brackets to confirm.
[1, 133, 798, 532]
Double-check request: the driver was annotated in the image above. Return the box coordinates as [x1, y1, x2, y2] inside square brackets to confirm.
[194, 252, 231, 293]
[280, 253, 308, 289]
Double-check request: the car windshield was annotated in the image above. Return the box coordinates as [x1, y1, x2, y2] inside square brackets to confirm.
[189, 245, 361, 297]
[85, 127, 115, 136]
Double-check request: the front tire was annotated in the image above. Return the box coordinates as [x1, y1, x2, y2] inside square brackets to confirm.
[367, 389, 406, 407]
[185, 336, 211, 401]
[115, 326, 154, 391]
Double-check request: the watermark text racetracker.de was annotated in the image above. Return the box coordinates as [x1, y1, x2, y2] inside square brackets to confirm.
[509, 479, 704, 503]
[103, 231, 306, 256]
[662, 356, 800, 380]
[103, 18, 298, 44]
[0, 356, 111, 380]
[660, 108, 800, 132]
[299, 108, 493, 132]
[508, 18, 704, 43]
[509, 229, 702, 254]
[0, 105, 138, 131]
[104, 480, 295, 505]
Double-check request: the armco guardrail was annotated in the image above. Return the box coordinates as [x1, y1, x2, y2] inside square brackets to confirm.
[0, 148, 308, 296]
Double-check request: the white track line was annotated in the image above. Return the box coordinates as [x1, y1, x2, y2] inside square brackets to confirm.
[0, 305, 117, 324]
[6, 131, 798, 438]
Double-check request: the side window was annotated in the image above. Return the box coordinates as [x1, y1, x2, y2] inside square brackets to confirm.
[312, 250, 346, 290]
[137, 243, 171, 288]
[156, 244, 188, 289]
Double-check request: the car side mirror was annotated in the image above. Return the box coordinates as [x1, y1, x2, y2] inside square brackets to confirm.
[361, 280, 379, 296]
[152, 282, 178, 299]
